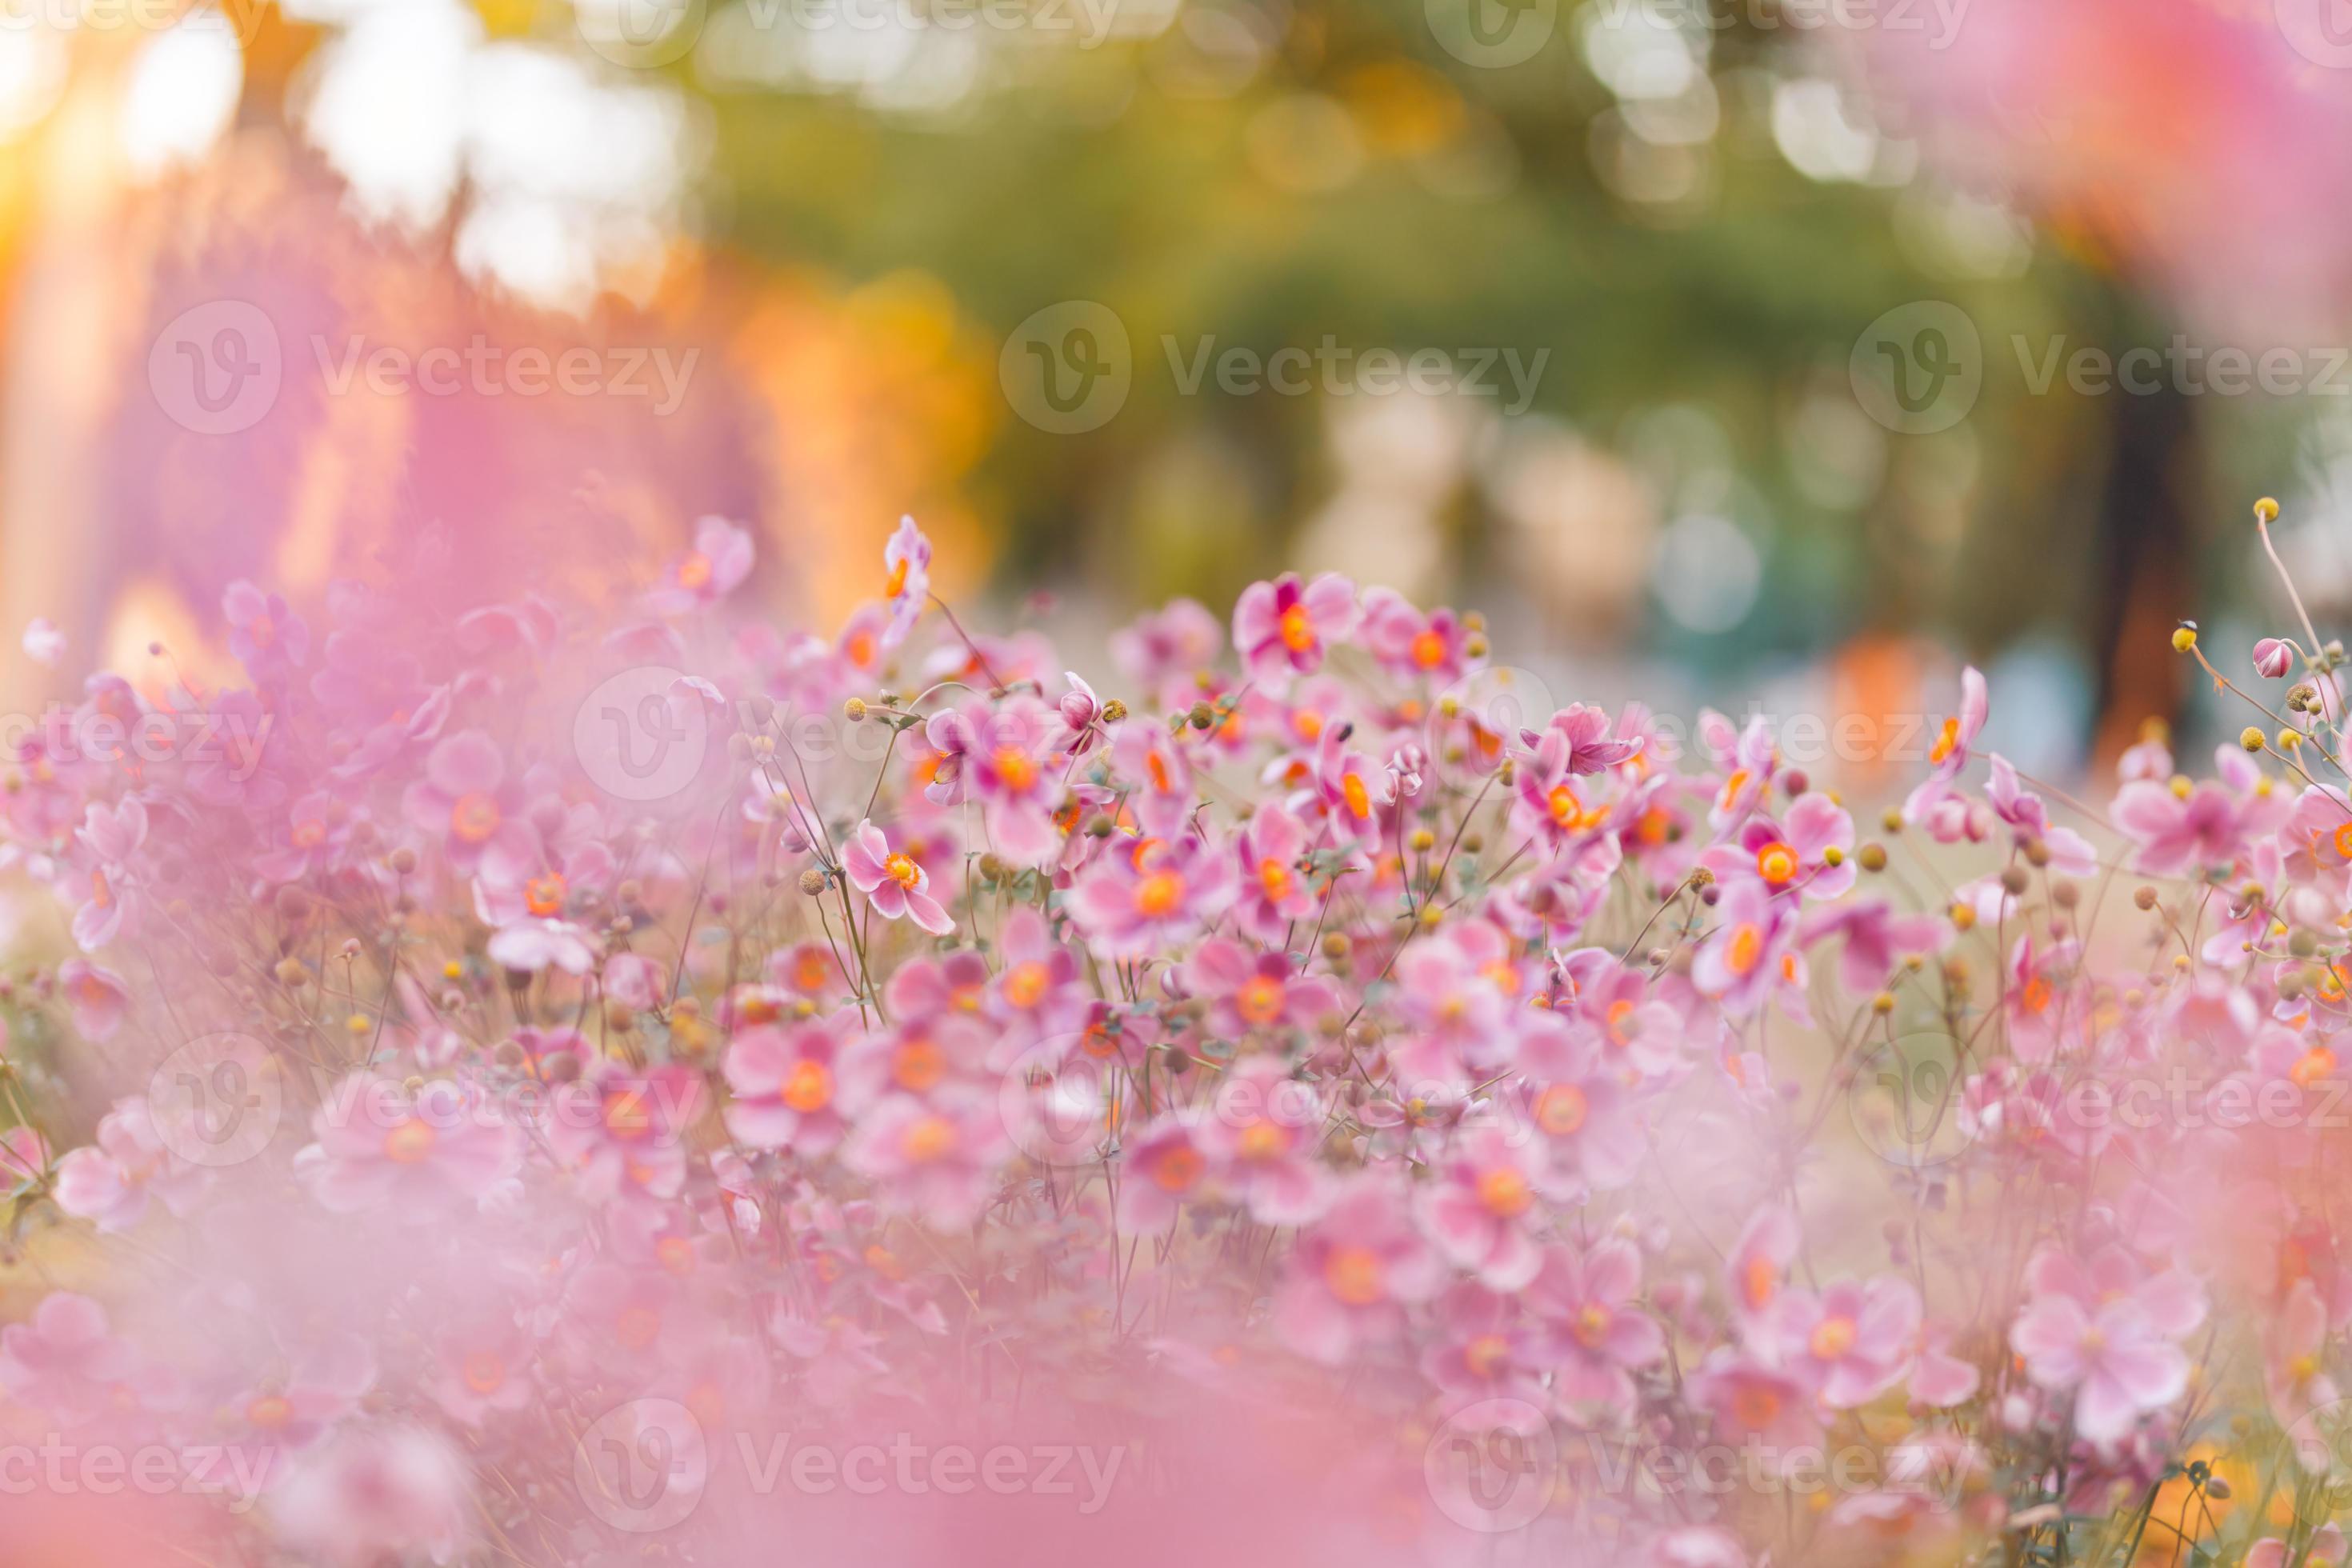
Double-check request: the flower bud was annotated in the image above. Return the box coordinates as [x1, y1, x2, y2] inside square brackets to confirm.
[2254, 496, 2281, 524]
[2171, 625, 2198, 654]
[2241, 726, 2268, 752]
[2254, 638, 2294, 679]
[798, 868, 829, 897]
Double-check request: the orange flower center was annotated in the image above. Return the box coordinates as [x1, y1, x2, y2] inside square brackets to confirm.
[883, 852, 922, 890]
[884, 557, 910, 598]
[382, 1118, 437, 1165]
[1730, 1386, 1781, 1430]
[1258, 857, 1293, 902]
[2334, 822, 2352, 861]
[1323, 1245, 1386, 1306]
[2293, 1046, 2338, 1088]
[900, 1114, 958, 1164]
[1278, 603, 1316, 654]
[1536, 1084, 1589, 1136]
[1573, 1303, 1612, 1349]
[1809, 1317, 1858, 1361]
[893, 1038, 946, 1093]
[1726, 923, 1764, 977]
[1477, 1166, 1533, 1218]
[782, 1059, 835, 1114]
[1342, 773, 1372, 819]
[1004, 961, 1050, 1010]
[1135, 870, 1186, 918]
[526, 873, 567, 918]
[246, 1395, 292, 1430]
[291, 818, 326, 850]
[1237, 1121, 1288, 1162]
[1410, 629, 1446, 669]
[1548, 783, 1579, 828]
[656, 1236, 697, 1275]
[1151, 1146, 1205, 1193]
[1605, 998, 1638, 1046]
[1465, 1333, 1511, 1378]
[795, 952, 832, 993]
[1755, 842, 1798, 886]
[1928, 717, 1960, 766]
[463, 1353, 507, 1394]
[677, 550, 714, 590]
[994, 745, 1038, 794]
[1237, 975, 1286, 1026]
[450, 792, 502, 844]
[1742, 1255, 1777, 1310]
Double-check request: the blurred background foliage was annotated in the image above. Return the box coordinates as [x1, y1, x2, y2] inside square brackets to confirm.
[0, 0, 2343, 782]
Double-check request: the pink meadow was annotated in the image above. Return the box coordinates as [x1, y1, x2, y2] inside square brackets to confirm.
[5, 502, 2352, 1566]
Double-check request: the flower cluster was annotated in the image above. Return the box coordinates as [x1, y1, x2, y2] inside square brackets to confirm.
[2, 504, 2350, 1566]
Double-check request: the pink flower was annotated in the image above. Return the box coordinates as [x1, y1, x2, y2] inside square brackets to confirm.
[546, 1064, 702, 1203]
[842, 1090, 1008, 1226]
[1764, 1275, 1921, 1408]
[842, 818, 956, 934]
[2010, 1292, 2187, 1442]
[0, 1293, 136, 1424]
[1360, 587, 1473, 681]
[1273, 1175, 1445, 1364]
[1690, 878, 1798, 1018]
[427, 1311, 535, 1426]
[1190, 1058, 1329, 1225]
[1070, 830, 1235, 958]
[57, 958, 130, 1041]
[1526, 1238, 1665, 1411]
[71, 795, 146, 950]
[402, 730, 534, 874]
[1420, 1128, 1550, 1290]
[1183, 937, 1339, 1038]
[1230, 802, 1318, 942]
[646, 515, 754, 614]
[723, 1016, 853, 1153]
[2112, 776, 2266, 876]
[224, 579, 309, 673]
[2254, 636, 2295, 678]
[1111, 598, 1223, 702]
[1798, 898, 1945, 994]
[881, 514, 931, 649]
[922, 696, 1062, 862]
[268, 1424, 474, 1568]
[2010, 1247, 2203, 1443]
[53, 1097, 206, 1231]
[298, 1074, 518, 1215]
[1233, 571, 1358, 682]
[1902, 664, 1987, 822]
